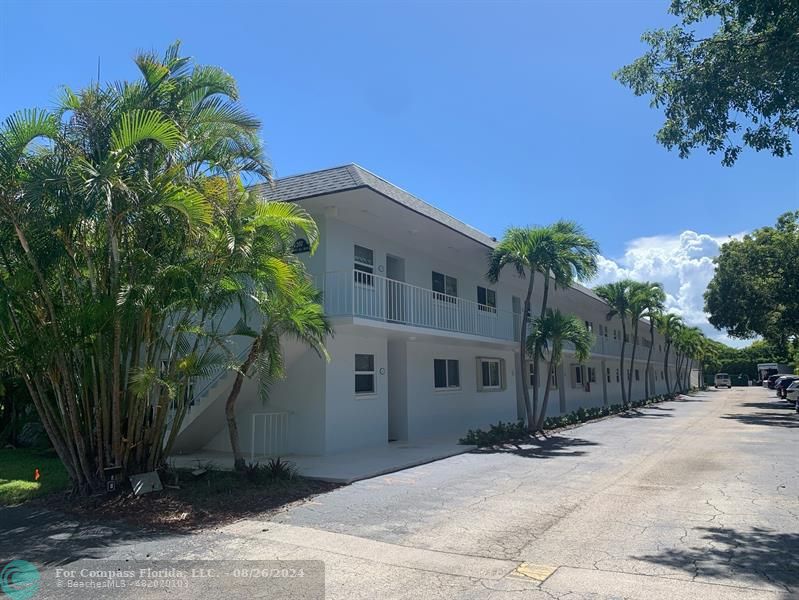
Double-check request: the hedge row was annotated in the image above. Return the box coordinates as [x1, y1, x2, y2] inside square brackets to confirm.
[459, 392, 684, 447]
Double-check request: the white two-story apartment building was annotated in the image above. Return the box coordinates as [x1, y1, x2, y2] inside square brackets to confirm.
[172, 165, 681, 459]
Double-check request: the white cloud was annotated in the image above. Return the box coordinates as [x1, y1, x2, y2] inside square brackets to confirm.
[586, 230, 749, 347]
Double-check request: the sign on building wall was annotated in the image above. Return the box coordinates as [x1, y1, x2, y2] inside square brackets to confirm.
[292, 238, 311, 254]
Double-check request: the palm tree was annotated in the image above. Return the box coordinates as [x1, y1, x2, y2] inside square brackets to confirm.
[0, 43, 289, 493]
[635, 282, 666, 400]
[595, 280, 634, 407]
[211, 183, 330, 470]
[624, 281, 651, 404]
[487, 222, 598, 430]
[225, 278, 331, 470]
[655, 312, 683, 395]
[673, 325, 702, 392]
[528, 310, 592, 431]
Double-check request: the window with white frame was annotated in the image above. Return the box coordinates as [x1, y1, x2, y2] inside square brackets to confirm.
[588, 367, 597, 383]
[606, 367, 611, 383]
[478, 358, 503, 390]
[477, 286, 497, 312]
[573, 364, 583, 386]
[434, 359, 460, 389]
[585, 321, 593, 333]
[354, 353, 375, 394]
[354, 245, 374, 286]
[432, 271, 458, 303]
[615, 368, 620, 382]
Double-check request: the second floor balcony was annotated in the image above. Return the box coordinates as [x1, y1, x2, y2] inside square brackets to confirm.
[316, 271, 665, 361]
[319, 270, 518, 342]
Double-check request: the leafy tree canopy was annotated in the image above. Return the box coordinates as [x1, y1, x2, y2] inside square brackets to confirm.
[615, 0, 799, 165]
[704, 211, 799, 346]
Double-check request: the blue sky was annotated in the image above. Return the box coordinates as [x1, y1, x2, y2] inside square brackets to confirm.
[1, 0, 796, 343]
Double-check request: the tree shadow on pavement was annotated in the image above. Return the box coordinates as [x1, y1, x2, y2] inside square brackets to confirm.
[721, 412, 799, 428]
[618, 407, 673, 419]
[740, 401, 795, 411]
[640, 526, 799, 594]
[0, 504, 176, 566]
[473, 435, 599, 459]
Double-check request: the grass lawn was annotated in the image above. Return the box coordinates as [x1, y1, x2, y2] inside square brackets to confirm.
[0, 448, 71, 505]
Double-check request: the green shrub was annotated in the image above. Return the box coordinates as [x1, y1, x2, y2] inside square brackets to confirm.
[459, 420, 527, 446]
[459, 393, 678, 446]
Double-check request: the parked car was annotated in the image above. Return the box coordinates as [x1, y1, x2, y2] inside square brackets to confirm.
[714, 373, 732, 388]
[767, 374, 782, 389]
[775, 375, 799, 399]
[785, 381, 799, 404]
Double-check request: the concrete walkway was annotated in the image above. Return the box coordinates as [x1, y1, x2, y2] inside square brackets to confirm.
[169, 437, 474, 483]
[3, 387, 797, 599]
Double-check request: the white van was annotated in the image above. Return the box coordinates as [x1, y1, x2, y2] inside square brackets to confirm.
[714, 373, 732, 388]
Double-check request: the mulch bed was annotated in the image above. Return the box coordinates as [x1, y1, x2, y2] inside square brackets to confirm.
[39, 472, 339, 533]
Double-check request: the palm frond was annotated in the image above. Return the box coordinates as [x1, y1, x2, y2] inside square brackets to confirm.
[110, 109, 181, 152]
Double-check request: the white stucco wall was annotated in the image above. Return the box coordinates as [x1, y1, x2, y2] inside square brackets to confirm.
[403, 339, 517, 440]
[323, 329, 389, 454]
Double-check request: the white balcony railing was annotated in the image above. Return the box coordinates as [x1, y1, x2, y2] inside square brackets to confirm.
[319, 270, 517, 342]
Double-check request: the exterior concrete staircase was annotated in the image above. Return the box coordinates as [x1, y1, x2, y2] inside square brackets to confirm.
[171, 340, 308, 453]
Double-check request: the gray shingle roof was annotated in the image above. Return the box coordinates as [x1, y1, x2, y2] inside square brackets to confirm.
[258, 163, 604, 304]
[258, 164, 497, 248]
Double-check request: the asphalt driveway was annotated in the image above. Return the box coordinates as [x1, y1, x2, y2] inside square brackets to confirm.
[2, 386, 797, 599]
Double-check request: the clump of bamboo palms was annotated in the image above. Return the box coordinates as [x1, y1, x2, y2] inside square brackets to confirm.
[487, 222, 598, 431]
[655, 312, 683, 394]
[528, 310, 592, 431]
[594, 280, 634, 407]
[0, 43, 323, 494]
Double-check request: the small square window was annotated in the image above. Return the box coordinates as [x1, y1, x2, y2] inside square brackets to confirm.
[479, 358, 502, 389]
[433, 271, 458, 302]
[355, 353, 375, 394]
[434, 359, 460, 389]
[477, 286, 497, 312]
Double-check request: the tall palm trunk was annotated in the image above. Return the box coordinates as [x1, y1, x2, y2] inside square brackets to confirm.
[627, 319, 640, 404]
[619, 318, 628, 407]
[519, 275, 536, 430]
[644, 320, 655, 399]
[663, 341, 672, 394]
[225, 338, 261, 471]
[535, 353, 557, 431]
[532, 272, 551, 427]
